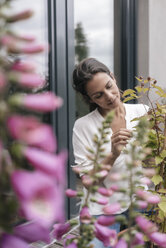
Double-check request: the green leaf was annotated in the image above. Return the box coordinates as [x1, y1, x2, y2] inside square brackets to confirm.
[151, 174, 163, 186]
[158, 201, 166, 214]
[123, 96, 135, 103]
[158, 189, 166, 194]
[161, 150, 166, 159]
[143, 88, 149, 93]
[155, 156, 163, 165]
[122, 89, 135, 97]
[135, 86, 143, 93]
[152, 84, 164, 93]
[135, 76, 143, 82]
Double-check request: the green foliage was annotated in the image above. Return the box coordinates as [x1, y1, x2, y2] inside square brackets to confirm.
[123, 76, 166, 246]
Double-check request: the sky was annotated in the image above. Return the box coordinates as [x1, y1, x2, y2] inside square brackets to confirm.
[74, 0, 114, 71]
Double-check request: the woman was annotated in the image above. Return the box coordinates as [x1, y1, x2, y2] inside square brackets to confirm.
[72, 58, 149, 247]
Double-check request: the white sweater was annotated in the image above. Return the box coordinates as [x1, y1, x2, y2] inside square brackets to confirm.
[72, 103, 149, 215]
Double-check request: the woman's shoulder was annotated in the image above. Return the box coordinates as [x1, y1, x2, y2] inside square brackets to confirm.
[73, 109, 99, 131]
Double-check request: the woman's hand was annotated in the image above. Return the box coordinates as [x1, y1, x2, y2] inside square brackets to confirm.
[111, 128, 132, 159]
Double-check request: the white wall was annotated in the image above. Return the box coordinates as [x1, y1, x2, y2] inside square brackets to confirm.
[137, 0, 166, 105]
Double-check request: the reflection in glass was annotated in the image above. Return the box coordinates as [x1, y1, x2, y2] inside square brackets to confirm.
[74, 0, 114, 118]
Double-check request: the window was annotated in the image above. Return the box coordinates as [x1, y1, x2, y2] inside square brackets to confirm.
[74, 0, 114, 118]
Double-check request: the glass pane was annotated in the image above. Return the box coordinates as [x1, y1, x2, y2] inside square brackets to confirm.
[9, 0, 48, 77]
[74, 0, 114, 118]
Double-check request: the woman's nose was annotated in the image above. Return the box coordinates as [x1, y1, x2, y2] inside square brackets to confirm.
[105, 91, 114, 100]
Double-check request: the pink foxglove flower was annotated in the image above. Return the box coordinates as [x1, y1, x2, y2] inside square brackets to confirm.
[95, 170, 108, 179]
[12, 61, 36, 72]
[23, 147, 67, 182]
[94, 223, 117, 247]
[65, 242, 78, 248]
[97, 187, 113, 196]
[0, 234, 28, 248]
[80, 206, 92, 224]
[13, 221, 50, 243]
[135, 216, 158, 234]
[97, 215, 115, 226]
[8, 43, 46, 54]
[82, 174, 94, 187]
[53, 222, 71, 240]
[65, 189, 77, 198]
[135, 200, 148, 209]
[92, 197, 109, 205]
[142, 168, 155, 177]
[114, 238, 127, 248]
[9, 92, 63, 112]
[148, 232, 166, 248]
[9, 72, 45, 89]
[103, 203, 121, 215]
[6, 10, 34, 23]
[11, 170, 64, 227]
[140, 176, 151, 185]
[7, 115, 56, 152]
[131, 232, 144, 247]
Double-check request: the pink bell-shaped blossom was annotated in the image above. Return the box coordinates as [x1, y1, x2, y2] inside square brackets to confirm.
[8, 43, 46, 54]
[149, 232, 166, 248]
[9, 92, 63, 112]
[103, 203, 121, 215]
[82, 174, 94, 187]
[65, 189, 78, 198]
[65, 242, 78, 248]
[23, 147, 67, 182]
[80, 206, 92, 224]
[11, 170, 64, 227]
[7, 115, 56, 152]
[11, 60, 36, 72]
[13, 221, 50, 243]
[91, 197, 109, 205]
[97, 215, 115, 226]
[131, 232, 144, 247]
[0, 234, 29, 248]
[135, 200, 148, 209]
[114, 238, 127, 248]
[6, 9, 34, 23]
[53, 222, 71, 240]
[135, 215, 158, 234]
[97, 187, 113, 196]
[94, 223, 117, 247]
[9, 71, 45, 89]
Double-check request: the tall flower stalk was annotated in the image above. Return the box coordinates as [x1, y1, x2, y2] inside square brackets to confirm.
[0, 1, 66, 247]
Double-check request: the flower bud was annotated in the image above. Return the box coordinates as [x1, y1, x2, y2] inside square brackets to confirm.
[103, 203, 121, 215]
[91, 197, 108, 205]
[6, 10, 34, 23]
[80, 206, 92, 224]
[97, 215, 115, 226]
[97, 187, 113, 197]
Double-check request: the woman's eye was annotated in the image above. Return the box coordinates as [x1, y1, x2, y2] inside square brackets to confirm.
[95, 94, 102, 99]
[106, 84, 112, 89]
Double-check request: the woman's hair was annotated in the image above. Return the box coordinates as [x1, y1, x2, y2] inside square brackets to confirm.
[72, 58, 113, 109]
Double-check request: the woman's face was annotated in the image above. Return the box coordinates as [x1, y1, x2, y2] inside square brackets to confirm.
[86, 72, 121, 115]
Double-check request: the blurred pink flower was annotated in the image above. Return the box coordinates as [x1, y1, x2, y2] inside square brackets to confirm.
[80, 206, 92, 224]
[23, 147, 67, 181]
[149, 232, 166, 248]
[9, 72, 45, 89]
[7, 43, 46, 54]
[6, 9, 34, 23]
[140, 177, 151, 185]
[135, 215, 158, 234]
[11, 170, 64, 227]
[97, 215, 115, 226]
[103, 203, 121, 215]
[92, 197, 108, 205]
[94, 223, 117, 247]
[95, 170, 108, 179]
[65, 242, 78, 248]
[136, 200, 148, 209]
[97, 187, 113, 196]
[11, 61, 36, 72]
[53, 222, 71, 240]
[7, 115, 56, 152]
[109, 173, 122, 181]
[114, 238, 127, 248]
[142, 168, 155, 177]
[131, 232, 144, 247]
[9, 92, 63, 112]
[0, 233, 28, 248]
[14, 221, 50, 243]
[66, 189, 77, 198]
[136, 189, 160, 204]
[82, 174, 94, 187]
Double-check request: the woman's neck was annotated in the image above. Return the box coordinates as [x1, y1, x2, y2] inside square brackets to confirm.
[98, 102, 125, 118]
